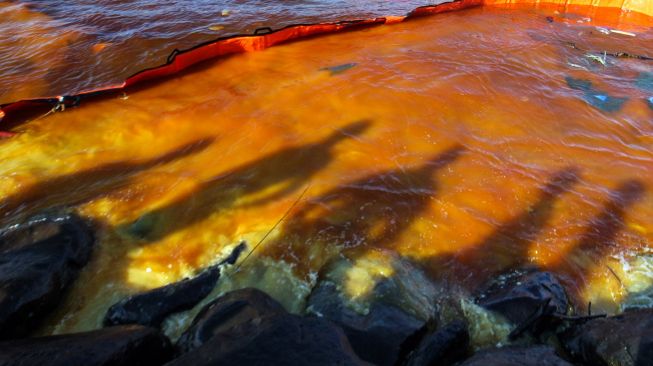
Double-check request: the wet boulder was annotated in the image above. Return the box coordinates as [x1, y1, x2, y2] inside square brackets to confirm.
[307, 280, 427, 366]
[176, 287, 287, 353]
[0, 213, 94, 339]
[306, 252, 441, 366]
[402, 320, 470, 366]
[168, 313, 370, 366]
[560, 308, 653, 366]
[475, 268, 569, 338]
[459, 345, 573, 366]
[104, 242, 246, 328]
[0, 324, 173, 366]
[104, 265, 220, 328]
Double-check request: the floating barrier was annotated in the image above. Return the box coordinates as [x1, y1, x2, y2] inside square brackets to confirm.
[1, 0, 651, 135]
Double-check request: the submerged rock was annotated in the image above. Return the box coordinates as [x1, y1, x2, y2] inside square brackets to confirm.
[168, 313, 369, 366]
[402, 320, 470, 366]
[0, 325, 173, 366]
[560, 308, 653, 366]
[0, 213, 94, 339]
[104, 242, 246, 328]
[475, 269, 569, 338]
[123, 212, 159, 240]
[459, 345, 573, 366]
[635, 72, 653, 92]
[176, 287, 287, 353]
[565, 76, 627, 112]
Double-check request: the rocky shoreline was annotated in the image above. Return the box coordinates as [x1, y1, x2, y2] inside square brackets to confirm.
[1, 214, 651, 366]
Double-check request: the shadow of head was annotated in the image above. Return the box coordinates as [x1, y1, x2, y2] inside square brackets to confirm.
[541, 167, 580, 197]
[322, 119, 371, 145]
[146, 137, 216, 167]
[425, 145, 465, 169]
[609, 180, 646, 208]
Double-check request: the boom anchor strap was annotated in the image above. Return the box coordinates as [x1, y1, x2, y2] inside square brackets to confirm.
[53, 95, 82, 112]
[29, 95, 83, 124]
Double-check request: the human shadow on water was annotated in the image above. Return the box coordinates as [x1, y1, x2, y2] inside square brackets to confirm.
[256, 145, 464, 280]
[0, 137, 215, 225]
[120, 120, 371, 241]
[425, 167, 580, 290]
[550, 179, 646, 304]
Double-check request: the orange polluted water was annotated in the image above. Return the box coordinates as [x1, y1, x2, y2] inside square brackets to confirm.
[0, 0, 436, 103]
[0, 6, 652, 334]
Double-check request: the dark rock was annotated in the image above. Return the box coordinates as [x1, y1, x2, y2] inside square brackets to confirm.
[307, 280, 426, 366]
[459, 345, 573, 366]
[167, 313, 369, 366]
[0, 213, 94, 339]
[475, 269, 569, 338]
[0, 324, 173, 366]
[219, 241, 247, 265]
[403, 320, 470, 366]
[176, 287, 287, 353]
[104, 266, 220, 328]
[104, 242, 246, 328]
[560, 308, 653, 366]
[304, 252, 441, 366]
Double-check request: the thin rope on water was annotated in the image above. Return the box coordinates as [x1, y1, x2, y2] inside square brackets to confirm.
[234, 184, 311, 272]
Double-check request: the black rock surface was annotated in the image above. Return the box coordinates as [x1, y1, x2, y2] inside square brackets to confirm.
[0, 325, 173, 366]
[0, 213, 94, 339]
[459, 345, 573, 366]
[403, 320, 470, 366]
[104, 265, 221, 327]
[561, 308, 653, 366]
[475, 268, 569, 337]
[307, 280, 426, 366]
[176, 287, 287, 353]
[104, 242, 246, 327]
[168, 313, 370, 366]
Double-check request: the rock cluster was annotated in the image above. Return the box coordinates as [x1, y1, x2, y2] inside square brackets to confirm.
[0, 213, 94, 339]
[1, 215, 652, 366]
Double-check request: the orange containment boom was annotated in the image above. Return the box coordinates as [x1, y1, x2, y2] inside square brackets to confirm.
[1, 0, 651, 135]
